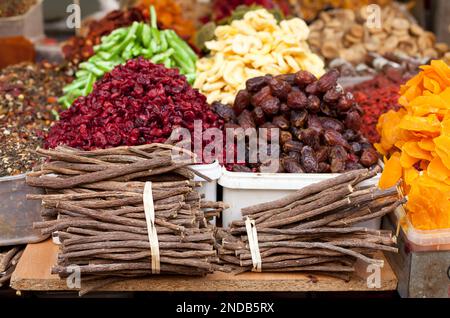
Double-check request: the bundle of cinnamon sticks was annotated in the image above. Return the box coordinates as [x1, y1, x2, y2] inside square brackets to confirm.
[216, 168, 402, 280]
[26, 144, 229, 291]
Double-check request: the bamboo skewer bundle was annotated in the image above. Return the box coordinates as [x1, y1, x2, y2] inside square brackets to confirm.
[216, 169, 402, 279]
[26, 144, 229, 292]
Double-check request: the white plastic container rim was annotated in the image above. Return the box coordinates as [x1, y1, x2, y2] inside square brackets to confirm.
[219, 167, 380, 190]
[395, 205, 450, 247]
[189, 160, 222, 182]
[0, 172, 28, 182]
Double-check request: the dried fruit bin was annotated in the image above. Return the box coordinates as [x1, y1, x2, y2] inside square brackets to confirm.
[393, 206, 450, 252]
[0, 173, 48, 246]
[0, 0, 44, 41]
[189, 160, 222, 202]
[219, 168, 381, 229]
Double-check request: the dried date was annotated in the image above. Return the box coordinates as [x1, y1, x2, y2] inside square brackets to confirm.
[252, 107, 266, 126]
[283, 140, 303, 153]
[324, 130, 350, 150]
[269, 78, 292, 99]
[233, 90, 251, 116]
[294, 70, 316, 87]
[280, 130, 293, 145]
[307, 115, 323, 134]
[287, 90, 308, 109]
[318, 162, 331, 173]
[301, 146, 318, 173]
[246, 76, 270, 93]
[315, 146, 329, 163]
[300, 128, 320, 149]
[290, 110, 308, 127]
[212, 101, 236, 123]
[344, 110, 362, 131]
[319, 117, 344, 132]
[360, 148, 379, 167]
[323, 86, 343, 103]
[237, 109, 255, 129]
[317, 69, 339, 92]
[307, 95, 321, 113]
[329, 146, 347, 173]
[273, 115, 290, 129]
[251, 86, 272, 108]
[283, 158, 304, 173]
[260, 96, 280, 115]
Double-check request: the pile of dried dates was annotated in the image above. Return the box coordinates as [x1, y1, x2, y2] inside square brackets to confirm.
[214, 69, 380, 173]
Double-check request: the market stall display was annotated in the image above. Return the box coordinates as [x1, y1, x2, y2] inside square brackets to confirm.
[60, 8, 198, 107]
[0, 246, 24, 287]
[215, 69, 379, 173]
[216, 169, 400, 276]
[48, 58, 221, 155]
[194, 8, 325, 104]
[0, 62, 72, 177]
[376, 60, 450, 230]
[308, 4, 450, 65]
[27, 144, 228, 293]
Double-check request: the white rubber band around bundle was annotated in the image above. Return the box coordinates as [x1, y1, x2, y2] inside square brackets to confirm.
[143, 181, 160, 274]
[245, 217, 262, 272]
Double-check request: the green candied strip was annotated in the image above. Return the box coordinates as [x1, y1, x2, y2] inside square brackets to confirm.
[94, 60, 117, 73]
[82, 73, 96, 96]
[159, 31, 168, 52]
[141, 24, 152, 47]
[79, 62, 104, 77]
[75, 69, 89, 78]
[58, 96, 72, 109]
[62, 77, 87, 93]
[163, 58, 172, 68]
[132, 45, 143, 57]
[167, 30, 197, 62]
[184, 73, 196, 84]
[151, 48, 175, 64]
[150, 5, 157, 29]
[97, 51, 114, 61]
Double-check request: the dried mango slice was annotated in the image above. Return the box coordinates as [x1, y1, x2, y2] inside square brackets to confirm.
[404, 167, 419, 186]
[418, 138, 435, 151]
[402, 141, 433, 161]
[428, 156, 450, 182]
[398, 114, 441, 133]
[379, 152, 402, 189]
[424, 77, 441, 94]
[400, 151, 419, 168]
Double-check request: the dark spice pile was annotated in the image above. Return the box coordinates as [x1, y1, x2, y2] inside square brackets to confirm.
[349, 69, 409, 143]
[214, 69, 379, 173]
[46, 58, 223, 155]
[0, 0, 35, 17]
[62, 7, 147, 65]
[0, 62, 73, 177]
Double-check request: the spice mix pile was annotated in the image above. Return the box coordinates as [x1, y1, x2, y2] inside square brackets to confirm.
[0, 62, 72, 177]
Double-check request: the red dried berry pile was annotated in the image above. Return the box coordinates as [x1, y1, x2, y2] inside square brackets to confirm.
[349, 72, 407, 144]
[45, 58, 222, 152]
[214, 69, 379, 173]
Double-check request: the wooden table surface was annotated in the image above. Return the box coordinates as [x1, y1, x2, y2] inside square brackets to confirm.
[10, 239, 397, 292]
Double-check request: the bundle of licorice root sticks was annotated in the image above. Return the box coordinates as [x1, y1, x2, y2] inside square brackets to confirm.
[26, 144, 229, 292]
[216, 168, 403, 280]
[0, 246, 25, 288]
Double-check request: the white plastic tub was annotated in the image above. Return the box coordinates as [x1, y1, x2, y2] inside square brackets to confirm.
[0, 0, 44, 41]
[219, 168, 381, 229]
[394, 206, 450, 251]
[0, 173, 48, 246]
[189, 161, 222, 202]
